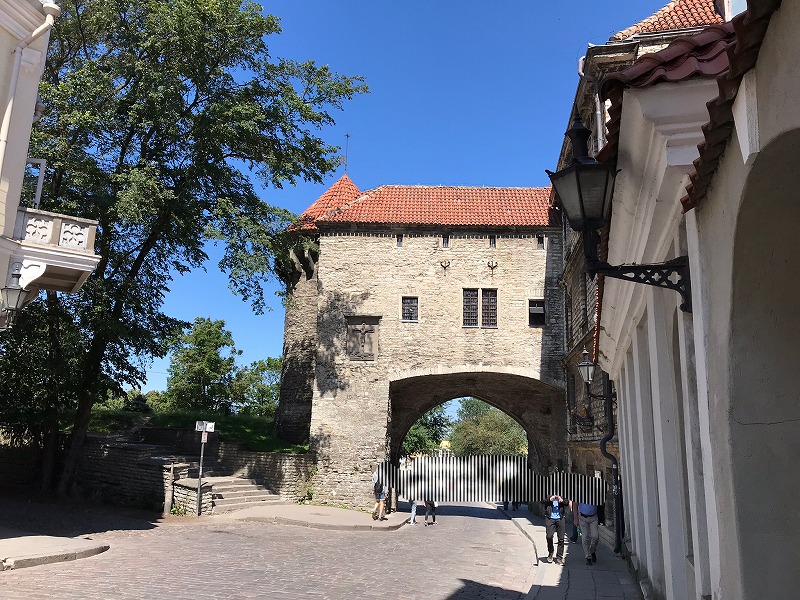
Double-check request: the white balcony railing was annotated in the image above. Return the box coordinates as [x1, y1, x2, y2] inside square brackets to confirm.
[13, 206, 97, 254]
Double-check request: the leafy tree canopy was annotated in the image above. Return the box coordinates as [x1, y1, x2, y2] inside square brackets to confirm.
[164, 317, 240, 413]
[402, 405, 451, 456]
[1, 0, 367, 494]
[449, 398, 527, 456]
[231, 356, 281, 418]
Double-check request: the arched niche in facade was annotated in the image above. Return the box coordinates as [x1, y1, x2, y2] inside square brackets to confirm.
[728, 128, 800, 598]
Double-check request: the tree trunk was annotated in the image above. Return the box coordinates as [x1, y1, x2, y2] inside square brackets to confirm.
[57, 335, 106, 498]
[39, 416, 60, 494]
[57, 392, 94, 497]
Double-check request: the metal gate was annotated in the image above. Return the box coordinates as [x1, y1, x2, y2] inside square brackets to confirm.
[377, 455, 605, 505]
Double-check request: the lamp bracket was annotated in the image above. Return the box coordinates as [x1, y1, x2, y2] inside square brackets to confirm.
[589, 256, 692, 313]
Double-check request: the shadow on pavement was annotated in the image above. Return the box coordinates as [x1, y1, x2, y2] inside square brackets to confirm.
[447, 578, 527, 599]
[397, 502, 513, 521]
[0, 487, 163, 537]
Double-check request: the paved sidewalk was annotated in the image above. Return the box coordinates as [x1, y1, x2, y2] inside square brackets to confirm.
[0, 499, 407, 572]
[0, 527, 108, 571]
[498, 506, 642, 600]
[0, 496, 642, 600]
[218, 501, 409, 530]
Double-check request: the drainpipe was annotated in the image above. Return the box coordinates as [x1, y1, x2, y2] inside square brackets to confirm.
[0, 2, 60, 199]
[577, 56, 606, 152]
[599, 371, 624, 553]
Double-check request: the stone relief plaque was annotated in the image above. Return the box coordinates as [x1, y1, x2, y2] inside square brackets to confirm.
[346, 315, 380, 361]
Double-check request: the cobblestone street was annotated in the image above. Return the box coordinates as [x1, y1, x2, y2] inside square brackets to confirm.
[0, 501, 537, 600]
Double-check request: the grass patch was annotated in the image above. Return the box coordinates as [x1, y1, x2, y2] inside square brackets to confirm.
[87, 408, 148, 434]
[148, 412, 308, 454]
[85, 408, 308, 454]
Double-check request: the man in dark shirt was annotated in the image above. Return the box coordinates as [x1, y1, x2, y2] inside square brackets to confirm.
[541, 494, 568, 564]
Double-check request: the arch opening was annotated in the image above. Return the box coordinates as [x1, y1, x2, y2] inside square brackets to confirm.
[388, 371, 566, 474]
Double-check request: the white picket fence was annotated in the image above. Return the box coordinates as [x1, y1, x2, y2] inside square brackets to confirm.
[376, 455, 605, 505]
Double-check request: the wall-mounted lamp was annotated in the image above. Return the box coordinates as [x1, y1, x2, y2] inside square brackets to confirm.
[575, 347, 624, 553]
[547, 118, 692, 312]
[440, 260, 450, 271]
[1, 272, 31, 330]
[487, 260, 498, 274]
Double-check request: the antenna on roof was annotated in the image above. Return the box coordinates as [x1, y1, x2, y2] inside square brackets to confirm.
[344, 132, 350, 173]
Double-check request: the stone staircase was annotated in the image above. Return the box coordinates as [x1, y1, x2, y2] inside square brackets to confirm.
[203, 476, 284, 514]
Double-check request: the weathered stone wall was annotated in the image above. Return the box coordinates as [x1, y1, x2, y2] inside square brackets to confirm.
[275, 252, 319, 444]
[172, 480, 212, 515]
[0, 445, 38, 485]
[76, 438, 186, 511]
[136, 427, 219, 455]
[214, 445, 314, 501]
[308, 227, 564, 508]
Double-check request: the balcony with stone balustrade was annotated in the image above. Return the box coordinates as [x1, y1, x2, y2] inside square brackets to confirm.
[7, 206, 100, 293]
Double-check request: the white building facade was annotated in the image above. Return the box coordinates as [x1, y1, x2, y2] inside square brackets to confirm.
[592, 1, 794, 599]
[0, 1, 98, 327]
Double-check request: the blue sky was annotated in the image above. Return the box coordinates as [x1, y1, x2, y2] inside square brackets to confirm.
[143, 0, 672, 392]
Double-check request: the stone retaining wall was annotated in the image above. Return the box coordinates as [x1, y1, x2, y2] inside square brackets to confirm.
[0, 445, 38, 485]
[0, 437, 314, 513]
[214, 444, 314, 500]
[77, 437, 188, 511]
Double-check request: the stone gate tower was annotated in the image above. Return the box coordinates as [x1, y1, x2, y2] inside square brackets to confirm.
[276, 175, 566, 507]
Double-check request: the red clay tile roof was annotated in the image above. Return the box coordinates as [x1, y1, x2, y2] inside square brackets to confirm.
[599, 0, 782, 210]
[312, 185, 554, 228]
[682, 0, 782, 210]
[599, 23, 736, 162]
[612, 0, 724, 41]
[592, 0, 782, 355]
[296, 174, 361, 231]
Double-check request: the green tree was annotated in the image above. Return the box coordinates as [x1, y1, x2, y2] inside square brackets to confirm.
[449, 398, 527, 456]
[165, 318, 239, 413]
[7, 0, 367, 495]
[231, 357, 281, 418]
[402, 405, 451, 455]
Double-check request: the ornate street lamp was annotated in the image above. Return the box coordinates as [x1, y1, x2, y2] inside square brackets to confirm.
[547, 118, 692, 312]
[577, 349, 596, 386]
[573, 345, 624, 554]
[1, 272, 30, 329]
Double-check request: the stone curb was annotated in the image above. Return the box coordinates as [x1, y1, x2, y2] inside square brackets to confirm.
[1, 544, 110, 571]
[239, 515, 406, 532]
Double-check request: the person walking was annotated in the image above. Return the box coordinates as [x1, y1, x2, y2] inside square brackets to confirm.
[541, 494, 568, 564]
[409, 497, 418, 524]
[371, 469, 387, 521]
[574, 501, 599, 565]
[424, 499, 436, 526]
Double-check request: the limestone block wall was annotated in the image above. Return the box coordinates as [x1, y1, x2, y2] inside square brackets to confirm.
[172, 480, 212, 515]
[308, 227, 564, 507]
[214, 445, 314, 501]
[276, 263, 319, 444]
[76, 438, 186, 510]
[136, 427, 218, 455]
[0, 445, 38, 485]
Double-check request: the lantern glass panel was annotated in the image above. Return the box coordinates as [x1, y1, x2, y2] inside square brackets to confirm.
[549, 165, 584, 231]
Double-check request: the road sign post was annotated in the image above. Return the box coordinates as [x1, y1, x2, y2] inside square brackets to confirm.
[195, 421, 215, 516]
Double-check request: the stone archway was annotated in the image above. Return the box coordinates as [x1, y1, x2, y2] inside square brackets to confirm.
[388, 370, 566, 473]
[726, 129, 800, 598]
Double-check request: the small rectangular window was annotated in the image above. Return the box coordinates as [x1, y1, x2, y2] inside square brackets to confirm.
[396, 234, 403, 247]
[489, 235, 496, 249]
[536, 234, 545, 250]
[442, 234, 450, 248]
[529, 299, 545, 327]
[401, 296, 418, 322]
[482, 289, 497, 327]
[463, 289, 478, 327]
